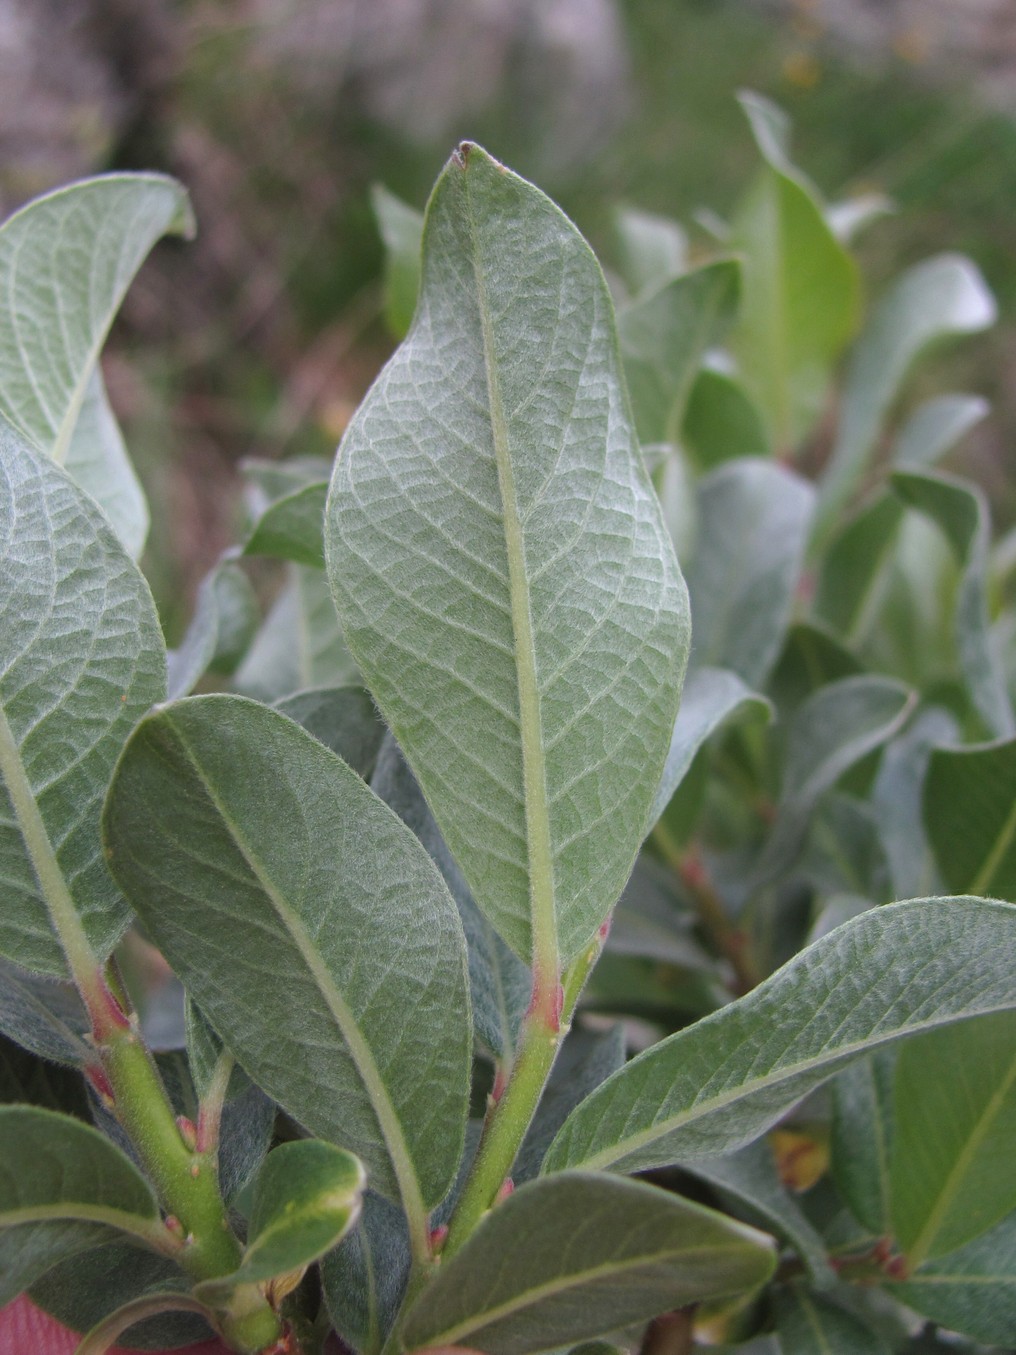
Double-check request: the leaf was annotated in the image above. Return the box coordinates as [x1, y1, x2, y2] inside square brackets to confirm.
[830, 1051, 897, 1235]
[401, 1172, 775, 1355]
[103, 695, 471, 1226]
[0, 175, 193, 556]
[196, 1140, 365, 1303]
[813, 495, 904, 643]
[0, 423, 166, 975]
[767, 623, 863, 715]
[649, 666, 772, 829]
[0, 1105, 166, 1303]
[76, 1293, 214, 1355]
[612, 206, 687, 298]
[276, 683, 385, 781]
[618, 260, 740, 445]
[234, 565, 357, 702]
[326, 144, 689, 968]
[872, 707, 958, 901]
[892, 470, 1015, 739]
[370, 733, 530, 1064]
[0, 1034, 90, 1116]
[773, 1286, 891, 1354]
[754, 676, 913, 885]
[372, 184, 424, 339]
[682, 367, 771, 469]
[321, 1191, 412, 1355]
[892, 394, 989, 471]
[609, 856, 716, 971]
[886, 1210, 1016, 1346]
[890, 1011, 1016, 1265]
[243, 481, 329, 568]
[166, 561, 259, 699]
[923, 736, 1016, 901]
[681, 1140, 831, 1285]
[815, 255, 996, 546]
[825, 192, 893, 244]
[0, 958, 90, 1065]
[729, 92, 859, 450]
[542, 896, 1016, 1177]
[685, 460, 814, 688]
[30, 1241, 210, 1351]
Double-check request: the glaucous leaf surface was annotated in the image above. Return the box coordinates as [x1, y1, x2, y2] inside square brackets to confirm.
[612, 205, 687, 299]
[327, 144, 689, 967]
[0, 175, 193, 555]
[243, 481, 328, 569]
[75, 1294, 214, 1355]
[543, 898, 1016, 1176]
[890, 1011, 1016, 1265]
[887, 1210, 1016, 1345]
[892, 470, 1014, 738]
[276, 684, 385, 781]
[0, 1105, 163, 1303]
[370, 733, 530, 1063]
[815, 254, 996, 546]
[923, 736, 1016, 901]
[729, 92, 859, 450]
[873, 707, 957, 901]
[372, 184, 424, 340]
[830, 1051, 897, 1236]
[0, 423, 165, 975]
[234, 564, 356, 702]
[401, 1172, 775, 1355]
[682, 367, 771, 468]
[618, 259, 740, 446]
[685, 459, 813, 688]
[767, 622, 862, 715]
[892, 394, 989, 471]
[103, 695, 471, 1222]
[813, 495, 904, 643]
[165, 561, 259, 700]
[197, 1140, 365, 1302]
[773, 1286, 891, 1354]
[0, 958, 90, 1065]
[322, 1191, 411, 1355]
[649, 666, 771, 830]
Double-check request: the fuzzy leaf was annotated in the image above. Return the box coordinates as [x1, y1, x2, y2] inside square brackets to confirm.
[0, 958, 90, 1065]
[276, 684, 385, 781]
[0, 423, 165, 975]
[873, 707, 957, 900]
[402, 1172, 775, 1355]
[923, 736, 1016, 901]
[543, 897, 1016, 1176]
[774, 1287, 890, 1354]
[0, 175, 193, 556]
[326, 144, 689, 967]
[234, 565, 356, 702]
[243, 481, 328, 569]
[166, 561, 259, 699]
[831, 1052, 897, 1236]
[322, 1191, 412, 1355]
[372, 185, 424, 339]
[682, 367, 771, 468]
[103, 695, 471, 1224]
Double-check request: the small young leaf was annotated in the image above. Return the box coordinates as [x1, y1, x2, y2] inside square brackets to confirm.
[890, 1011, 1016, 1265]
[327, 144, 689, 969]
[618, 259, 740, 446]
[682, 366, 771, 469]
[0, 958, 90, 1065]
[402, 1172, 775, 1355]
[773, 1286, 891, 1354]
[543, 897, 1016, 1177]
[873, 706, 958, 901]
[830, 1051, 897, 1236]
[923, 736, 1016, 901]
[0, 1105, 165, 1303]
[196, 1140, 365, 1303]
[242, 480, 328, 569]
[372, 184, 424, 339]
[815, 255, 996, 546]
[612, 205, 687, 298]
[234, 565, 357, 702]
[0, 423, 166, 976]
[321, 1191, 412, 1355]
[685, 459, 814, 688]
[104, 696, 471, 1233]
[166, 561, 259, 700]
[892, 394, 989, 471]
[813, 495, 904, 643]
[276, 684, 385, 781]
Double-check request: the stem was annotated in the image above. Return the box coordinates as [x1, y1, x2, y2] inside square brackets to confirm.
[651, 824, 761, 994]
[442, 931, 604, 1260]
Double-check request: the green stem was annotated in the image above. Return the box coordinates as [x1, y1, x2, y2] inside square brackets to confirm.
[442, 931, 604, 1260]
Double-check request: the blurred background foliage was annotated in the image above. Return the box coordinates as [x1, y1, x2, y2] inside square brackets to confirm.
[1, 0, 1014, 635]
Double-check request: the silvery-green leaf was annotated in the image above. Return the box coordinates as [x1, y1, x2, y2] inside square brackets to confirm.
[831, 1051, 897, 1235]
[0, 175, 193, 555]
[234, 565, 356, 703]
[892, 470, 1014, 739]
[0, 958, 90, 1065]
[326, 144, 689, 968]
[103, 695, 471, 1225]
[923, 736, 1016, 901]
[649, 666, 771, 830]
[773, 1286, 890, 1354]
[815, 255, 996, 546]
[371, 733, 529, 1063]
[682, 367, 771, 469]
[825, 192, 893, 244]
[613, 206, 687, 298]
[543, 897, 1016, 1177]
[618, 260, 740, 446]
[402, 1172, 775, 1355]
[322, 1190, 412, 1355]
[873, 706, 958, 901]
[372, 184, 424, 340]
[813, 495, 904, 643]
[276, 684, 384, 781]
[686, 460, 813, 688]
[0, 423, 165, 975]
[166, 561, 259, 699]
[242, 481, 328, 568]
[892, 394, 989, 470]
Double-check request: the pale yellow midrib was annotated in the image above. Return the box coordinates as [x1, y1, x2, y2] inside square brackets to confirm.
[464, 177, 559, 985]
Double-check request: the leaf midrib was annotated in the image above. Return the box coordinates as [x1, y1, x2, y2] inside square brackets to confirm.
[463, 167, 558, 982]
[166, 714, 429, 1255]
